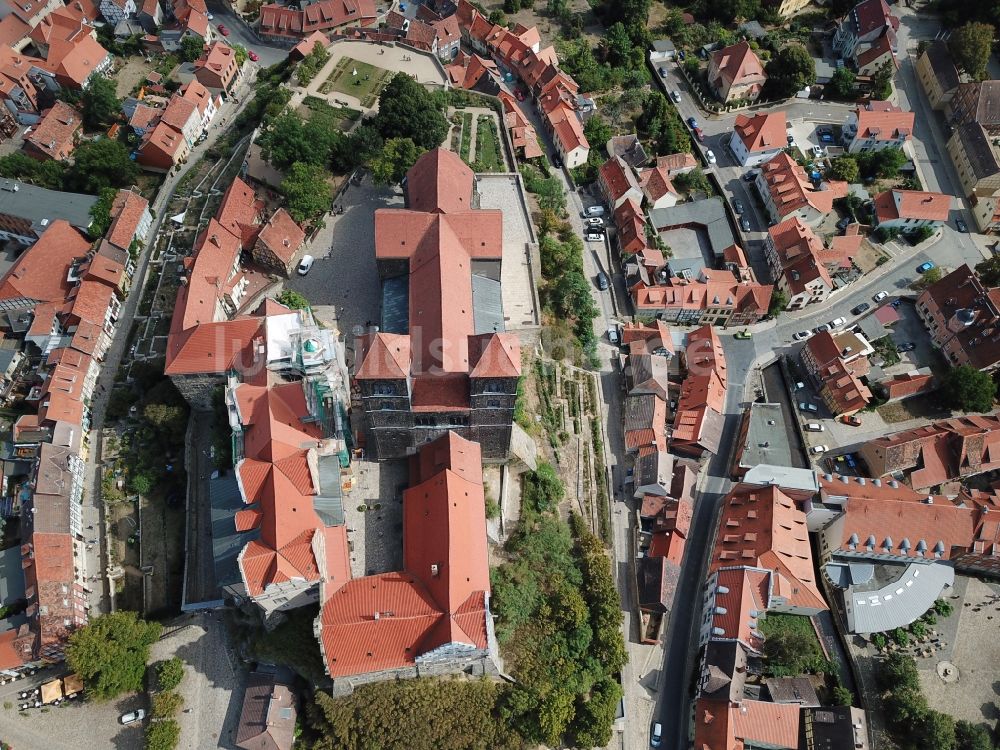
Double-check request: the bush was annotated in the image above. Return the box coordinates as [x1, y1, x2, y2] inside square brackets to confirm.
[942, 365, 997, 413]
[145, 718, 180, 750]
[151, 690, 183, 718]
[155, 658, 184, 691]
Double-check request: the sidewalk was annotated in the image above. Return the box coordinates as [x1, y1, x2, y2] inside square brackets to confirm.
[81, 66, 262, 616]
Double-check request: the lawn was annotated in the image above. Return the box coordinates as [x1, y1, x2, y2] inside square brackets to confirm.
[475, 115, 504, 172]
[317, 57, 393, 107]
[299, 95, 363, 131]
[460, 111, 473, 162]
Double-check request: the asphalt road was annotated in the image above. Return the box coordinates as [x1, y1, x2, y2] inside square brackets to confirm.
[205, 0, 288, 67]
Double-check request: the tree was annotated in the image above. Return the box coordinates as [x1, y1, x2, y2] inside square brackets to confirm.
[144, 402, 187, 444]
[81, 76, 119, 130]
[600, 22, 634, 67]
[583, 117, 613, 157]
[370, 137, 422, 185]
[67, 138, 139, 194]
[975, 255, 1000, 286]
[827, 67, 857, 99]
[908, 225, 935, 244]
[948, 22, 995, 81]
[832, 685, 854, 706]
[857, 146, 906, 178]
[955, 720, 995, 750]
[281, 162, 332, 223]
[884, 686, 928, 728]
[88, 187, 118, 238]
[764, 45, 815, 99]
[151, 690, 184, 718]
[180, 34, 205, 62]
[156, 658, 185, 691]
[570, 676, 622, 749]
[942, 364, 997, 412]
[872, 60, 895, 100]
[277, 289, 311, 309]
[920, 711, 957, 750]
[829, 155, 859, 183]
[65, 611, 161, 700]
[372, 74, 449, 151]
[145, 718, 180, 750]
[769, 288, 789, 315]
[763, 624, 821, 674]
[488, 8, 507, 25]
[230, 43, 248, 66]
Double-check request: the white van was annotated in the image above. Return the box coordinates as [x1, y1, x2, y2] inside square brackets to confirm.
[805, 423, 824, 432]
[297, 254, 315, 275]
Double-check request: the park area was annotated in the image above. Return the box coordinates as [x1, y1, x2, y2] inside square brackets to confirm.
[450, 107, 510, 172]
[318, 57, 394, 107]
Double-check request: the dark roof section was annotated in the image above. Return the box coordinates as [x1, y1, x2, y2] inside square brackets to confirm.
[923, 41, 960, 93]
[954, 122, 1000, 181]
[636, 555, 680, 612]
[235, 671, 297, 750]
[700, 640, 748, 702]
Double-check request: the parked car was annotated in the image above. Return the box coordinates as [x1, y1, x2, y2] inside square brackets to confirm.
[956, 218, 969, 233]
[248, 50, 259, 62]
[829, 317, 846, 328]
[820, 133, 834, 143]
[693, 127, 705, 143]
[686, 116, 699, 129]
[217, 24, 230, 35]
[917, 261, 936, 273]
[841, 414, 863, 426]
[583, 205, 605, 217]
[786, 133, 795, 144]
[551, 152, 563, 168]
[705, 149, 716, 164]
[873, 290, 888, 302]
[296, 254, 314, 275]
[815, 324, 831, 333]
[585, 217, 605, 227]
[811, 444, 829, 454]
[812, 145, 826, 158]
[650, 723, 663, 748]
[658, 67, 668, 78]
[740, 216, 751, 231]
[742, 171, 756, 182]
[851, 303, 870, 315]
[836, 216, 853, 231]
[805, 423, 824, 432]
[120, 709, 146, 725]
[733, 199, 745, 214]
[607, 326, 619, 344]
[670, 90, 681, 103]
[677, 50, 686, 61]
[799, 402, 819, 413]
[793, 330, 813, 341]
[898, 342, 916, 352]
[734, 329, 751, 339]
[586, 232, 604, 242]
[596, 272, 609, 290]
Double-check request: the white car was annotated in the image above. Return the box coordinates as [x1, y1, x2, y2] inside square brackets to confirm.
[706, 149, 717, 164]
[793, 330, 813, 341]
[120, 709, 146, 725]
[297, 255, 315, 275]
[583, 205, 606, 217]
[585, 217, 605, 227]
[873, 291, 888, 302]
[805, 423, 825, 432]
[811, 445, 828, 454]
[829, 317, 846, 328]
[586, 233, 604, 242]
[670, 91, 681, 103]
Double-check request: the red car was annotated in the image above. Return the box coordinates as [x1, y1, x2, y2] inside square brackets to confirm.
[248, 50, 259, 61]
[514, 88, 525, 101]
[217, 24, 230, 36]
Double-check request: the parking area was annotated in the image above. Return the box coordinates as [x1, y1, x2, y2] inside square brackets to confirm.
[787, 120, 846, 158]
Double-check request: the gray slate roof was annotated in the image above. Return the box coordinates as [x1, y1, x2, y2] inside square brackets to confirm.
[0, 181, 97, 237]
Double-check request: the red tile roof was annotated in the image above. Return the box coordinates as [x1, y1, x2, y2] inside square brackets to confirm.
[759, 153, 849, 219]
[0, 220, 90, 303]
[259, 0, 376, 38]
[25, 100, 80, 159]
[256, 208, 304, 263]
[709, 41, 765, 87]
[405, 147, 474, 214]
[598, 155, 639, 204]
[854, 104, 913, 143]
[874, 189, 951, 222]
[106, 189, 149, 251]
[318, 433, 490, 677]
[732, 111, 787, 154]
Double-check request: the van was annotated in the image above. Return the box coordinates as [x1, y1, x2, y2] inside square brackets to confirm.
[583, 205, 606, 217]
[297, 254, 315, 275]
[650, 722, 663, 747]
[805, 423, 824, 432]
[607, 326, 619, 344]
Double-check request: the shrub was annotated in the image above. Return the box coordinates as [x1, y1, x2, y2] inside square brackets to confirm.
[155, 658, 184, 691]
[151, 690, 183, 718]
[145, 718, 180, 750]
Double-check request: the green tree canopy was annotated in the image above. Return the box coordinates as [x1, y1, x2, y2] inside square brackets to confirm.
[281, 162, 332, 223]
[65, 611, 161, 700]
[599, 22, 635, 67]
[942, 364, 997, 413]
[258, 110, 344, 170]
[857, 146, 907, 178]
[872, 60, 895, 100]
[372, 73, 449, 151]
[975, 255, 1000, 286]
[151, 690, 184, 718]
[145, 718, 180, 750]
[764, 45, 816, 99]
[827, 66, 857, 99]
[920, 711, 957, 750]
[144, 402, 187, 444]
[180, 34, 205, 62]
[583, 116, 613, 158]
[832, 685, 854, 706]
[829, 155, 860, 183]
[948, 22, 995, 81]
[276, 289, 311, 309]
[67, 138, 139, 194]
[82, 76, 120, 130]
[155, 657, 185, 691]
[769, 288, 789, 315]
[955, 720, 995, 750]
[88, 187, 118, 239]
[370, 137, 422, 185]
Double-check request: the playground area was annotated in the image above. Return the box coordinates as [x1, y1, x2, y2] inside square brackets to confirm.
[296, 40, 448, 114]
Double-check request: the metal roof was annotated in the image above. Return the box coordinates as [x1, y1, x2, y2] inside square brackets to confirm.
[838, 560, 954, 634]
[380, 275, 409, 334]
[648, 197, 737, 260]
[472, 274, 504, 334]
[313, 454, 345, 527]
[739, 403, 799, 470]
[0, 181, 97, 236]
[210, 474, 259, 589]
